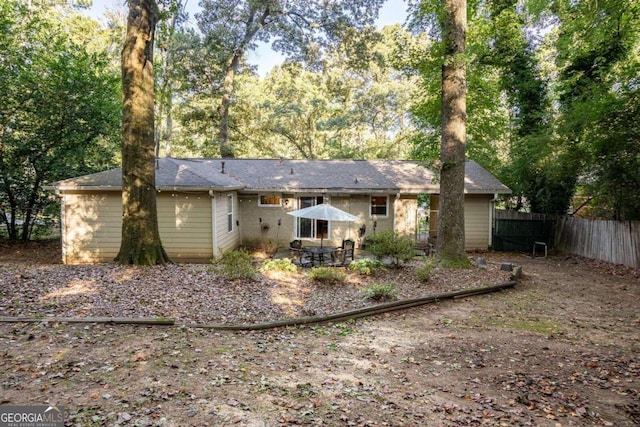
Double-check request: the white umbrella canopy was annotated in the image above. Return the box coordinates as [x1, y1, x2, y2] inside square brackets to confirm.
[287, 203, 359, 247]
[286, 203, 359, 222]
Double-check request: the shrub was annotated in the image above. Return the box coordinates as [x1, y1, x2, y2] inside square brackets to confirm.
[261, 258, 297, 273]
[348, 258, 386, 275]
[210, 249, 256, 280]
[415, 258, 437, 281]
[241, 239, 279, 258]
[367, 231, 415, 268]
[440, 257, 472, 269]
[364, 281, 397, 301]
[308, 267, 347, 283]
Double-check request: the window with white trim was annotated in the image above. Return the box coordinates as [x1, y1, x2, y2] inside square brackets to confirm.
[259, 194, 282, 207]
[370, 195, 388, 217]
[227, 194, 234, 232]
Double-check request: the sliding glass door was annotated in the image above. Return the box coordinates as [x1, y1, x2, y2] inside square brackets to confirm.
[296, 196, 328, 240]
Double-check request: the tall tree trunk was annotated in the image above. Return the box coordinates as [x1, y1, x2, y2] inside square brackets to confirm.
[156, 2, 181, 157]
[215, 6, 271, 158]
[436, 0, 467, 263]
[116, 0, 170, 265]
[218, 59, 238, 158]
[20, 176, 41, 241]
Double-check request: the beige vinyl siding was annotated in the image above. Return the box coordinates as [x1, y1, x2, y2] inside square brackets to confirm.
[464, 195, 491, 249]
[62, 191, 122, 263]
[213, 191, 240, 254]
[394, 197, 418, 238]
[62, 191, 215, 264]
[157, 193, 213, 262]
[429, 194, 491, 250]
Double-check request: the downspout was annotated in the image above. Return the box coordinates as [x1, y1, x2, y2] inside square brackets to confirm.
[489, 193, 497, 248]
[210, 190, 218, 258]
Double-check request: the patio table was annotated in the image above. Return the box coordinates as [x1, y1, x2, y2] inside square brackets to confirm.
[305, 247, 336, 266]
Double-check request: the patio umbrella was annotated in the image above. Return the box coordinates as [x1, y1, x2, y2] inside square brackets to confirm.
[287, 203, 359, 247]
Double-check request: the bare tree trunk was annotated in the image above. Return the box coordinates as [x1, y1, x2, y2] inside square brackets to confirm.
[218, 59, 238, 158]
[215, 6, 271, 158]
[116, 0, 170, 265]
[436, 0, 467, 263]
[156, 2, 181, 157]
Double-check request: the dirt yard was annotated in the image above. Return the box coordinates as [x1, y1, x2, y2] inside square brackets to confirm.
[0, 241, 638, 426]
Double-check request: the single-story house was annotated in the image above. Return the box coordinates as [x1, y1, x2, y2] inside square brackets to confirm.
[49, 158, 511, 264]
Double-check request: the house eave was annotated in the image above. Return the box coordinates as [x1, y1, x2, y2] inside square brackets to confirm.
[49, 185, 245, 193]
[238, 186, 443, 193]
[159, 186, 245, 193]
[47, 185, 122, 192]
[464, 189, 512, 195]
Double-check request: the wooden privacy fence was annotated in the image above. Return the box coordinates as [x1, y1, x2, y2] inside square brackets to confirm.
[555, 217, 640, 269]
[494, 210, 640, 269]
[493, 211, 556, 252]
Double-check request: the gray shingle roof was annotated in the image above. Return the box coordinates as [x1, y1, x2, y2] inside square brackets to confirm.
[50, 158, 511, 195]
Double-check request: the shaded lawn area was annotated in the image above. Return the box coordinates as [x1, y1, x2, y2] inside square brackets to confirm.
[0, 240, 638, 426]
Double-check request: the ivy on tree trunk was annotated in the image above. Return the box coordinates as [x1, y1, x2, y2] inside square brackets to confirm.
[116, 0, 170, 265]
[436, 0, 467, 264]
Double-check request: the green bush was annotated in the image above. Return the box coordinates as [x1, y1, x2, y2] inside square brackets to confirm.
[308, 267, 347, 283]
[368, 231, 415, 268]
[440, 257, 472, 269]
[348, 258, 386, 275]
[261, 258, 297, 273]
[415, 258, 437, 281]
[210, 249, 256, 280]
[364, 281, 397, 301]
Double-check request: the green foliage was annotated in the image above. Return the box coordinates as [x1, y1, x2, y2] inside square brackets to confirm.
[348, 259, 386, 276]
[228, 26, 420, 160]
[408, 0, 640, 218]
[551, 0, 640, 219]
[333, 322, 356, 336]
[261, 258, 297, 273]
[406, 1, 506, 174]
[439, 256, 472, 269]
[415, 258, 437, 281]
[367, 231, 415, 268]
[191, 0, 387, 156]
[308, 267, 347, 283]
[29, 219, 59, 240]
[583, 89, 640, 219]
[0, 1, 120, 240]
[163, 15, 420, 160]
[210, 249, 257, 280]
[364, 281, 397, 301]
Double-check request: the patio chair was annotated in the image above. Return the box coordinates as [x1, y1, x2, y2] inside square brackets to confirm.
[328, 248, 348, 267]
[289, 240, 312, 267]
[341, 238, 355, 262]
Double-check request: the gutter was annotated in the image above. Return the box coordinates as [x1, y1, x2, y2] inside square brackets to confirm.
[47, 185, 244, 193]
[489, 193, 498, 247]
[238, 188, 406, 195]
